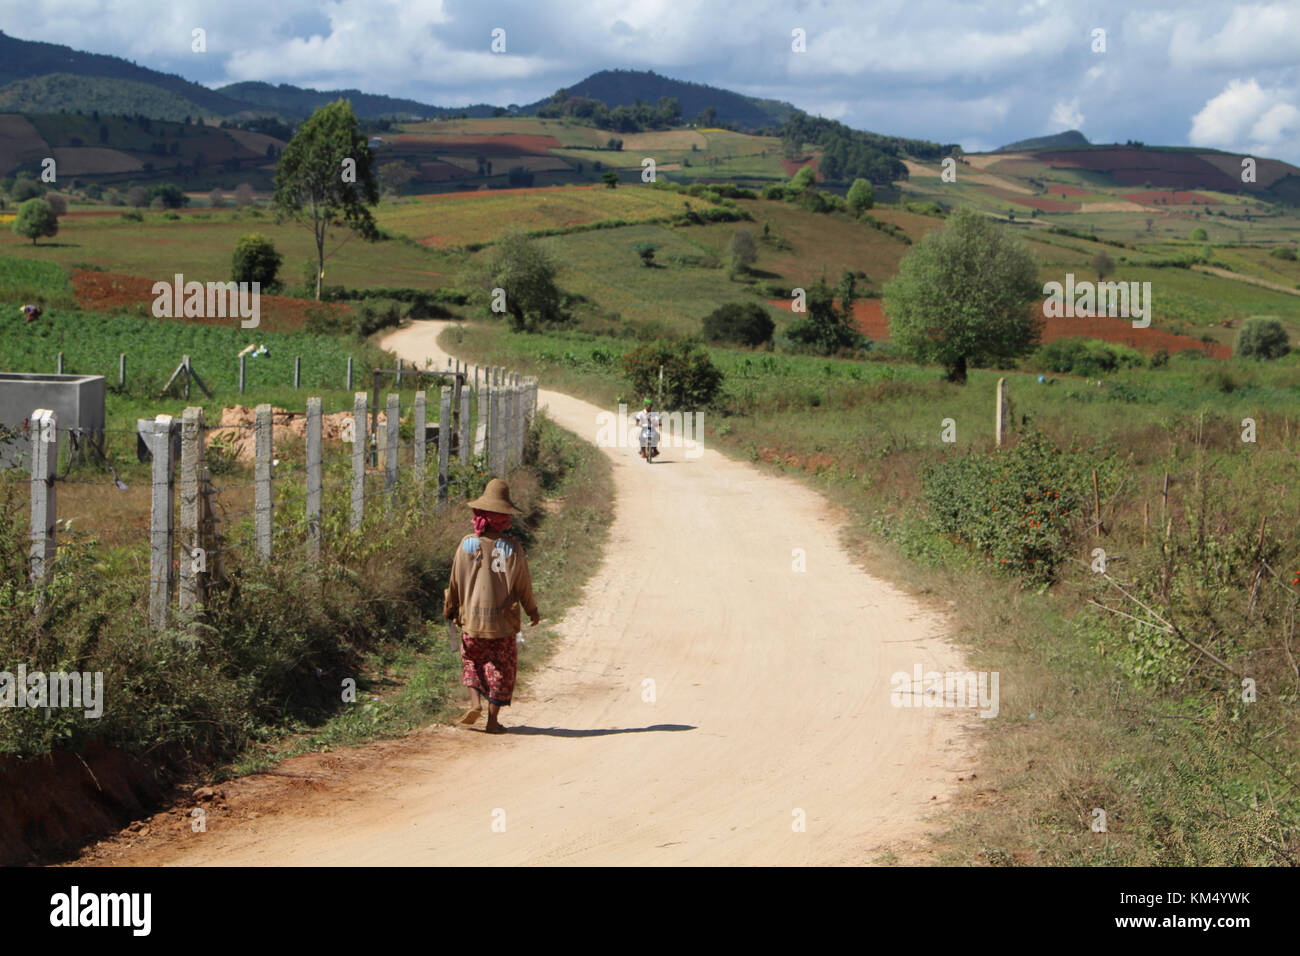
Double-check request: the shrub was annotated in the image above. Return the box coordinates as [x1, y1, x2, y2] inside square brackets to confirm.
[1234, 316, 1290, 359]
[44, 193, 67, 217]
[847, 178, 875, 214]
[1034, 338, 1147, 377]
[10, 178, 41, 202]
[761, 183, 789, 201]
[232, 234, 283, 289]
[701, 302, 775, 346]
[1190, 226, 1208, 241]
[1268, 245, 1297, 261]
[921, 431, 1115, 584]
[620, 337, 724, 409]
[633, 241, 656, 267]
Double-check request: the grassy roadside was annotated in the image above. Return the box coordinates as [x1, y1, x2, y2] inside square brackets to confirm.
[436, 317, 1300, 866]
[224, 412, 614, 778]
[0, 411, 612, 775]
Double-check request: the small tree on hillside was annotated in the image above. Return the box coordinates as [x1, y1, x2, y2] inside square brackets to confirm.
[883, 208, 1041, 383]
[272, 100, 379, 300]
[485, 231, 565, 332]
[728, 228, 757, 277]
[44, 193, 67, 217]
[209, 188, 226, 208]
[13, 198, 58, 245]
[1091, 250, 1115, 280]
[787, 272, 865, 355]
[601, 170, 619, 188]
[790, 165, 816, 192]
[847, 178, 875, 214]
[234, 183, 255, 207]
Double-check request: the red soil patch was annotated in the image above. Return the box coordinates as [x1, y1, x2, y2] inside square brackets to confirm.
[391, 133, 560, 154]
[1046, 184, 1089, 196]
[1120, 190, 1219, 205]
[780, 155, 820, 180]
[1036, 147, 1240, 191]
[776, 297, 1231, 358]
[756, 446, 837, 473]
[70, 269, 351, 333]
[981, 187, 1078, 212]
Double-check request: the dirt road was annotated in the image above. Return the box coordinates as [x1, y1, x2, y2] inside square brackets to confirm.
[100, 321, 976, 866]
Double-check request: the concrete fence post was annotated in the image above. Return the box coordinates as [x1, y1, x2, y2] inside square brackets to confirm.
[512, 385, 522, 468]
[396, 357, 404, 387]
[180, 406, 207, 612]
[294, 356, 301, 390]
[438, 386, 452, 507]
[254, 404, 273, 561]
[414, 390, 427, 497]
[149, 413, 177, 629]
[56, 352, 63, 375]
[119, 353, 126, 389]
[351, 392, 367, 531]
[239, 353, 247, 394]
[306, 397, 322, 560]
[996, 377, 1008, 448]
[386, 392, 400, 506]
[459, 387, 471, 463]
[346, 357, 353, 391]
[477, 373, 488, 456]
[489, 386, 502, 474]
[28, 409, 56, 586]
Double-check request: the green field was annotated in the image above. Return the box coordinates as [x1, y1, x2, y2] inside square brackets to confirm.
[374, 183, 697, 248]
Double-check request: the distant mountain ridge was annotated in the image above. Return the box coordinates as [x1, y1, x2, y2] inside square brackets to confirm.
[0, 30, 256, 117]
[520, 69, 797, 129]
[215, 81, 497, 121]
[997, 130, 1091, 151]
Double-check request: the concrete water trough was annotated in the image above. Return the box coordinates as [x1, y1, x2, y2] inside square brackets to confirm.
[0, 372, 106, 468]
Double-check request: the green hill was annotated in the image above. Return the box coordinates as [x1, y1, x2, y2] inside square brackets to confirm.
[0, 74, 212, 122]
[0, 30, 257, 116]
[521, 69, 796, 130]
[997, 129, 1090, 151]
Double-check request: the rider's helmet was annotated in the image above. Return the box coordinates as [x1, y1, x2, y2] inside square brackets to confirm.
[643, 398, 652, 408]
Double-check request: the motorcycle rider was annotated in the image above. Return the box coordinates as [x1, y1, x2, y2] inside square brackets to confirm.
[633, 398, 661, 459]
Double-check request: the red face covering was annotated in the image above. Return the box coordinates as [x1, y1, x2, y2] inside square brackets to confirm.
[472, 509, 512, 536]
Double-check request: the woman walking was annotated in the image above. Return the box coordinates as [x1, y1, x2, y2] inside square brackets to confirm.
[443, 478, 540, 734]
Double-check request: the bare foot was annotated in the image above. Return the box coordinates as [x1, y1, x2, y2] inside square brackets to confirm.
[484, 721, 507, 735]
[458, 707, 482, 725]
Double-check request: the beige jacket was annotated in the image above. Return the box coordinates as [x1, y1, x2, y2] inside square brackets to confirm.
[443, 532, 538, 639]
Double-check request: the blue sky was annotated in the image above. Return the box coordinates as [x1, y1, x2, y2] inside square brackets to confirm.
[3, 0, 1298, 160]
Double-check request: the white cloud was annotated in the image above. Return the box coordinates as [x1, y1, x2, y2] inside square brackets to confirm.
[1189, 78, 1300, 160]
[1048, 98, 1084, 130]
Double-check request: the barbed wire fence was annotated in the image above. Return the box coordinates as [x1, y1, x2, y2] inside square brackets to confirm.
[20, 360, 539, 630]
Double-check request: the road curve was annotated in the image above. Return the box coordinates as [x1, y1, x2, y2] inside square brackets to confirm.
[113, 320, 976, 866]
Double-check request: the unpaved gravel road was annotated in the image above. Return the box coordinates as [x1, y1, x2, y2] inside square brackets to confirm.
[98, 320, 975, 866]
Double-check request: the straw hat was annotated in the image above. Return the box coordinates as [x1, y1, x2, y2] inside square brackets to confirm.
[467, 477, 522, 515]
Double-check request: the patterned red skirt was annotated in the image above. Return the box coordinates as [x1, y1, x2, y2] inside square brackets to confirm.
[460, 634, 518, 706]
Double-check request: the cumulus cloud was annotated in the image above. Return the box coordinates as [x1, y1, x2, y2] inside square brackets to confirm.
[1048, 98, 1085, 130]
[1189, 78, 1300, 160]
[2, 1, 1300, 157]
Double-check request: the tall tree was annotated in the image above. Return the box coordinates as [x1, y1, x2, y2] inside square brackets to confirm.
[883, 208, 1041, 383]
[272, 100, 378, 300]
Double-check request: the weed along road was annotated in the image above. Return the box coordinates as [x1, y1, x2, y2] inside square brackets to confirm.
[111, 320, 975, 866]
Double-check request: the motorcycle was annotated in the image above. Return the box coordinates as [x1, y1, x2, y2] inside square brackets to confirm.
[638, 423, 660, 463]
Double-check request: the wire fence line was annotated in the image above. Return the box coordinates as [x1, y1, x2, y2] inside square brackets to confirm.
[19, 365, 540, 630]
